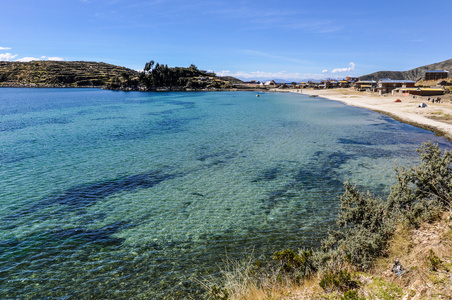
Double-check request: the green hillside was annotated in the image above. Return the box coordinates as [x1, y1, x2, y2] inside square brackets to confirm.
[0, 61, 140, 88]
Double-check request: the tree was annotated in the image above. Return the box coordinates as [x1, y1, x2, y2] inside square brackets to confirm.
[144, 60, 154, 73]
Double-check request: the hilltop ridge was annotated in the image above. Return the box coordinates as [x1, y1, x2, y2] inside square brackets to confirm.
[359, 58, 452, 81]
[0, 60, 140, 88]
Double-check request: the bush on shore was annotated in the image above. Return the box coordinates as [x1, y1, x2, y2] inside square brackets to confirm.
[208, 142, 451, 299]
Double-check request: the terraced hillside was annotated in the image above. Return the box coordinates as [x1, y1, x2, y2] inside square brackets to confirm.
[0, 61, 140, 88]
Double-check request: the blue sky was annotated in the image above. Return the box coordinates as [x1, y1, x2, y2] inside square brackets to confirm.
[1, 0, 451, 81]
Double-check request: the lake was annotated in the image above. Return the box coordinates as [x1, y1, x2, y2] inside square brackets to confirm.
[1, 88, 450, 298]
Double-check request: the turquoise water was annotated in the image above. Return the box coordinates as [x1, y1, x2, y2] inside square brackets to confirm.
[1, 88, 451, 298]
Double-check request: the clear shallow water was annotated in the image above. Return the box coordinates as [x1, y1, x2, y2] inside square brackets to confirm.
[1, 88, 451, 298]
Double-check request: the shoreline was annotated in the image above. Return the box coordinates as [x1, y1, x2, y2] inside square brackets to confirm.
[290, 88, 452, 142]
[3, 85, 451, 141]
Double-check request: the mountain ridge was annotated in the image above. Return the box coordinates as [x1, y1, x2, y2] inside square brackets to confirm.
[359, 58, 452, 81]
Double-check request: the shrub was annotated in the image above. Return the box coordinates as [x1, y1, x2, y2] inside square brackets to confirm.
[321, 183, 392, 267]
[341, 290, 365, 300]
[273, 249, 316, 278]
[427, 249, 442, 271]
[387, 142, 451, 227]
[319, 268, 357, 293]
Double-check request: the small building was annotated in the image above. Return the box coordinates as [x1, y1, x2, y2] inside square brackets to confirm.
[346, 76, 359, 83]
[338, 80, 349, 88]
[425, 70, 449, 81]
[264, 80, 278, 87]
[353, 80, 377, 91]
[328, 80, 339, 88]
[319, 79, 328, 89]
[308, 81, 321, 89]
[392, 87, 445, 97]
[377, 79, 415, 95]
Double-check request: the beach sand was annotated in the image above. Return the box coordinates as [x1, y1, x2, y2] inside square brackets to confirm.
[294, 88, 452, 141]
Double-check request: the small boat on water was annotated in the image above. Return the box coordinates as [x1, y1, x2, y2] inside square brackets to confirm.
[309, 95, 318, 98]
[256, 94, 260, 97]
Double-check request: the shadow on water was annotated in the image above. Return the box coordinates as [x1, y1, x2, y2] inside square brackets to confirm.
[0, 117, 71, 133]
[258, 151, 353, 214]
[108, 115, 201, 141]
[2, 169, 183, 224]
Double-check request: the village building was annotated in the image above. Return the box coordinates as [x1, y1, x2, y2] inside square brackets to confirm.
[377, 79, 415, 95]
[346, 76, 359, 83]
[338, 80, 349, 88]
[308, 81, 321, 89]
[425, 70, 449, 81]
[327, 80, 339, 88]
[319, 79, 328, 89]
[264, 80, 278, 87]
[392, 87, 445, 97]
[353, 80, 377, 91]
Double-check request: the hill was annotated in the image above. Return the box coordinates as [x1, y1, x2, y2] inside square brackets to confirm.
[0, 61, 140, 88]
[359, 58, 452, 81]
[0, 60, 243, 91]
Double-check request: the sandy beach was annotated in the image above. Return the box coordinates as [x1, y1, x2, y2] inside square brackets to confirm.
[293, 88, 452, 142]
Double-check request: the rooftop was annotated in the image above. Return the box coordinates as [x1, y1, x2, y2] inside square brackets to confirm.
[379, 79, 416, 83]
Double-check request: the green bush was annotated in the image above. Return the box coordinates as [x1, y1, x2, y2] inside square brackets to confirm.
[387, 142, 451, 227]
[341, 290, 365, 300]
[320, 142, 451, 270]
[321, 182, 392, 267]
[273, 248, 316, 279]
[319, 269, 357, 293]
[427, 249, 442, 271]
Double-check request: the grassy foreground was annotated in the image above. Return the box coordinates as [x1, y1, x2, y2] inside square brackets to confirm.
[206, 142, 452, 299]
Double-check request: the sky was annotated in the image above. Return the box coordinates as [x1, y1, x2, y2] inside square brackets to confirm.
[1, 0, 452, 82]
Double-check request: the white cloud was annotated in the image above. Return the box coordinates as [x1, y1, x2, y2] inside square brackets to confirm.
[15, 56, 64, 62]
[0, 53, 18, 61]
[42, 56, 64, 61]
[331, 62, 355, 73]
[216, 70, 336, 81]
[322, 69, 328, 73]
[0, 49, 64, 62]
[15, 57, 41, 62]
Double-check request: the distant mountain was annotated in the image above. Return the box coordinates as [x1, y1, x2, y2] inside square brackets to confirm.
[0, 61, 140, 88]
[359, 58, 452, 81]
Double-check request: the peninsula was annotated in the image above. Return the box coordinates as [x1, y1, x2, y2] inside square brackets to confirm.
[0, 60, 244, 91]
